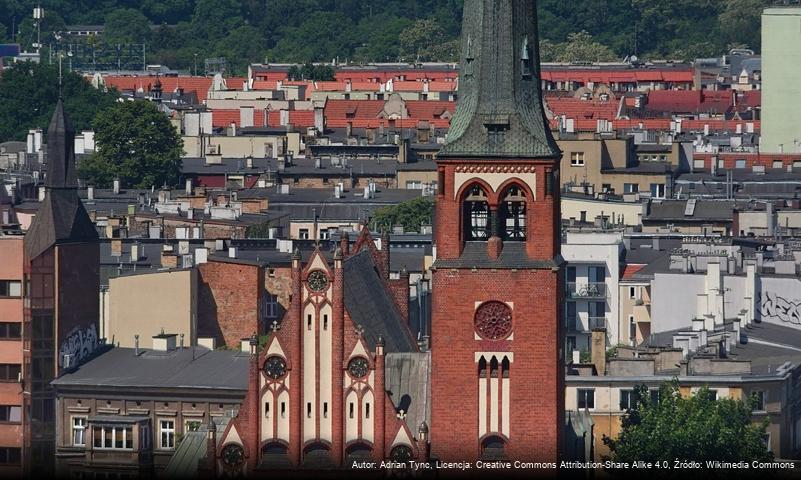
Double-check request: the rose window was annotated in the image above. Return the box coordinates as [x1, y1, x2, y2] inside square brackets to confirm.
[474, 301, 513, 340]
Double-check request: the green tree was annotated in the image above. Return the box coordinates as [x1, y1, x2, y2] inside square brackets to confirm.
[103, 8, 151, 45]
[399, 19, 449, 62]
[372, 197, 434, 233]
[213, 25, 267, 75]
[80, 100, 183, 189]
[0, 61, 118, 142]
[554, 31, 617, 63]
[270, 12, 356, 62]
[719, 0, 768, 52]
[191, 0, 243, 41]
[604, 382, 773, 466]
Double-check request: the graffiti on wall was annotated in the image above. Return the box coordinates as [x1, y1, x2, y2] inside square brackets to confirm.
[59, 324, 99, 368]
[760, 292, 801, 326]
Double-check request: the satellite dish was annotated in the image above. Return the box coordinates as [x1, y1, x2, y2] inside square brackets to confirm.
[630, 55, 639, 64]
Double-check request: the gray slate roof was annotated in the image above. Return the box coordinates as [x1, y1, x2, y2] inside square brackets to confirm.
[343, 249, 417, 353]
[438, 0, 560, 159]
[433, 242, 561, 270]
[385, 352, 431, 435]
[51, 347, 250, 391]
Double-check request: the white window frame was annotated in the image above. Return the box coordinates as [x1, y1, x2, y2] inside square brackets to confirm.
[619, 389, 637, 411]
[577, 389, 595, 410]
[570, 152, 585, 167]
[72, 416, 87, 447]
[93, 425, 132, 450]
[159, 419, 176, 450]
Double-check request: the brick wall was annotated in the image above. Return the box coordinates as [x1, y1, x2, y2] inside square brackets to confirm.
[197, 260, 262, 348]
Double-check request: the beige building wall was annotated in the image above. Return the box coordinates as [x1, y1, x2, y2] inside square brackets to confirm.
[618, 283, 651, 346]
[106, 269, 197, 348]
[562, 196, 646, 226]
[397, 170, 437, 189]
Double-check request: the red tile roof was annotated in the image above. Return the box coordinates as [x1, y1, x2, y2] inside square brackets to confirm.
[211, 109, 266, 128]
[621, 264, 645, 280]
[102, 75, 218, 101]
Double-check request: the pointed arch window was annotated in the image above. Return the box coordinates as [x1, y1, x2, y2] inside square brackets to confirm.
[463, 185, 490, 241]
[500, 185, 526, 241]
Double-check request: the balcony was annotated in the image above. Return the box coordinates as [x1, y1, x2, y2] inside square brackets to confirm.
[565, 316, 607, 332]
[567, 282, 607, 299]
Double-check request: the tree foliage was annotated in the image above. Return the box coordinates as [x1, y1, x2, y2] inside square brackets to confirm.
[0, 61, 119, 142]
[79, 100, 183, 189]
[372, 196, 434, 233]
[604, 382, 773, 466]
[0, 0, 769, 74]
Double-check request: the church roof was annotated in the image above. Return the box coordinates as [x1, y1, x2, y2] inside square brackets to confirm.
[438, 0, 560, 160]
[25, 100, 98, 259]
[343, 249, 417, 353]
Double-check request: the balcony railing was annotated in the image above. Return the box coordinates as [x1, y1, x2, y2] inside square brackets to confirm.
[565, 316, 607, 332]
[588, 316, 607, 330]
[567, 282, 607, 299]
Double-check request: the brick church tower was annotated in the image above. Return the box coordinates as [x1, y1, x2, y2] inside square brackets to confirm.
[23, 100, 100, 474]
[430, 0, 564, 463]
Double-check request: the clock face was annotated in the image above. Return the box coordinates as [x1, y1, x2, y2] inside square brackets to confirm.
[474, 301, 513, 340]
[263, 356, 287, 380]
[390, 444, 413, 463]
[221, 444, 244, 469]
[347, 357, 369, 379]
[307, 270, 329, 292]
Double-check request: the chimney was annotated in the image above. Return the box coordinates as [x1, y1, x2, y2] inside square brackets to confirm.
[591, 329, 606, 375]
[339, 231, 350, 257]
[152, 332, 178, 351]
[228, 247, 238, 259]
[130, 243, 141, 262]
[111, 239, 123, 257]
[87, 186, 95, 201]
[113, 179, 120, 195]
[314, 106, 325, 133]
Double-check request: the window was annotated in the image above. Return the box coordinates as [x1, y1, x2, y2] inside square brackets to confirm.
[735, 159, 747, 169]
[624, 183, 639, 194]
[773, 160, 783, 169]
[601, 183, 612, 193]
[159, 420, 175, 449]
[0, 405, 19, 424]
[0, 447, 20, 465]
[307, 402, 312, 418]
[501, 185, 526, 241]
[577, 389, 595, 409]
[405, 181, 423, 190]
[93, 426, 132, 450]
[649, 389, 660, 405]
[299, 228, 310, 240]
[323, 402, 328, 419]
[570, 152, 585, 167]
[264, 294, 279, 319]
[753, 390, 766, 412]
[650, 183, 665, 198]
[73, 417, 87, 446]
[0, 281, 21, 298]
[566, 302, 577, 330]
[693, 159, 705, 170]
[365, 403, 371, 419]
[620, 390, 637, 410]
[463, 186, 490, 240]
[629, 316, 636, 345]
[629, 286, 637, 299]
[185, 420, 202, 432]
[0, 323, 21, 339]
[349, 402, 355, 419]
[0, 364, 20, 382]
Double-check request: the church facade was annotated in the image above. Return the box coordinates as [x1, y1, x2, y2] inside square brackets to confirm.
[214, 0, 563, 471]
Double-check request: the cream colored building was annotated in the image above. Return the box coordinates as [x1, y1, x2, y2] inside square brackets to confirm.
[102, 269, 197, 348]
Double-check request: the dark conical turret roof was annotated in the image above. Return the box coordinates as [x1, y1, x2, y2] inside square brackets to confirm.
[438, 0, 560, 160]
[25, 100, 97, 260]
[46, 99, 78, 189]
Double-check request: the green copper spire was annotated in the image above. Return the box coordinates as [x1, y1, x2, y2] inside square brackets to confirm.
[439, 0, 560, 159]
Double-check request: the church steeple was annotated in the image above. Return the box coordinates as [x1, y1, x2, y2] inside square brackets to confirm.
[45, 99, 78, 189]
[25, 100, 97, 260]
[439, 0, 560, 159]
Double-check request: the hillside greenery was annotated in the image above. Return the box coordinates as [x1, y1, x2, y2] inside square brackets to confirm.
[0, 0, 769, 75]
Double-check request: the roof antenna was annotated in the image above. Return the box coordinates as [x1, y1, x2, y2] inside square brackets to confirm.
[58, 52, 64, 99]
